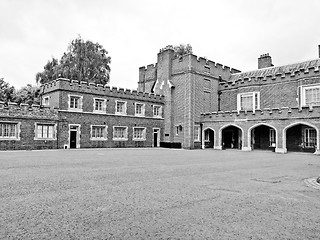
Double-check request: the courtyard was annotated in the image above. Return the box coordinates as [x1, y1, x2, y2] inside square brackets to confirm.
[0, 148, 320, 239]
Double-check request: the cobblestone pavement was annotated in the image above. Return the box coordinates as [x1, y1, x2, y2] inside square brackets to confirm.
[0, 149, 320, 239]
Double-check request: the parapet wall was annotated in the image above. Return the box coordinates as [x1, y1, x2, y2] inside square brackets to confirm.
[0, 102, 59, 120]
[41, 78, 164, 103]
[221, 60, 320, 90]
[172, 54, 241, 79]
[201, 105, 320, 122]
[139, 64, 157, 82]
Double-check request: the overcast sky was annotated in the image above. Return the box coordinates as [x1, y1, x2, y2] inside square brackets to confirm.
[1, 0, 320, 90]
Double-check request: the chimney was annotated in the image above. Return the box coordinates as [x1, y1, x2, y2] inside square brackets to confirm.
[258, 53, 274, 69]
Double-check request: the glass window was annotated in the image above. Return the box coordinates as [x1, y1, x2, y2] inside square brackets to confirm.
[94, 99, 105, 112]
[269, 129, 276, 147]
[69, 95, 82, 110]
[153, 105, 162, 117]
[113, 126, 128, 140]
[91, 125, 107, 140]
[115, 101, 126, 114]
[133, 127, 146, 140]
[304, 87, 320, 106]
[36, 124, 55, 139]
[135, 103, 145, 116]
[237, 92, 260, 112]
[194, 126, 200, 142]
[0, 123, 18, 139]
[305, 128, 317, 148]
[43, 97, 49, 106]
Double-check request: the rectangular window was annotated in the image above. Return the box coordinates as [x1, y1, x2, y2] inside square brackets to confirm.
[305, 128, 317, 148]
[194, 126, 200, 142]
[113, 126, 128, 140]
[204, 130, 210, 141]
[94, 98, 106, 112]
[115, 101, 127, 115]
[175, 126, 179, 136]
[153, 105, 162, 117]
[269, 129, 276, 147]
[36, 124, 55, 139]
[237, 92, 260, 112]
[0, 122, 18, 139]
[91, 125, 107, 140]
[135, 103, 145, 116]
[69, 95, 82, 111]
[302, 85, 320, 106]
[133, 127, 146, 141]
[43, 96, 49, 106]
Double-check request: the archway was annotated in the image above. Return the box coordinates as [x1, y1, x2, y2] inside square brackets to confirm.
[222, 125, 242, 149]
[204, 128, 214, 148]
[285, 123, 317, 153]
[250, 124, 276, 151]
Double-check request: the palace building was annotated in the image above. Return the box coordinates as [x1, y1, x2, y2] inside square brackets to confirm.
[1, 45, 320, 154]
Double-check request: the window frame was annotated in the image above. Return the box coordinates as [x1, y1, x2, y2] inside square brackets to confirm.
[34, 123, 57, 140]
[133, 127, 146, 141]
[112, 126, 128, 141]
[237, 92, 260, 112]
[194, 125, 200, 142]
[0, 122, 20, 140]
[304, 128, 317, 148]
[301, 85, 320, 107]
[90, 125, 108, 140]
[135, 102, 145, 117]
[93, 98, 106, 113]
[43, 96, 49, 106]
[269, 128, 276, 147]
[115, 100, 127, 115]
[153, 105, 162, 118]
[68, 94, 83, 112]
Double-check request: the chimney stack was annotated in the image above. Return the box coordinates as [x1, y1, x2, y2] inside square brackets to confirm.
[258, 53, 274, 69]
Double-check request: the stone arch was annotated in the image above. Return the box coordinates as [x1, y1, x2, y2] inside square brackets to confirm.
[203, 127, 215, 148]
[219, 124, 244, 150]
[283, 122, 319, 153]
[248, 123, 278, 151]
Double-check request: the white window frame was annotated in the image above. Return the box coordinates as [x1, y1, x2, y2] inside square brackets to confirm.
[133, 127, 146, 141]
[194, 125, 200, 142]
[90, 125, 108, 140]
[34, 123, 57, 140]
[43, 96, 49, 106]
[153, 105, 162, 118]
[304, 128, 317, 148]
[269, 129, 276, 147]
[68, 94, 83, 112]
[0, 122, 20, 140]
[113, 126, 128, 141]
[300, 85, 320, 107]
[237, 92, 260, 112]
[115, 100, 127, 115]
[93, 98, 106, 113]
[135, 102, 145, 117]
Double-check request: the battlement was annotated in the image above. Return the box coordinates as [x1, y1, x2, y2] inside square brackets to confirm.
[139, 63, 157, 82]
[171, 54, 241, 79]
[41, 78, 164, 103]
[0, 101, 59, 120]
[221, 59, 320, 89]
[201, 105, 320, 122]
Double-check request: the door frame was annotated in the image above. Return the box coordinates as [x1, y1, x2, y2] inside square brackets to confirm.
[153, 128, 160, 147]
[69, 124, 81, 149]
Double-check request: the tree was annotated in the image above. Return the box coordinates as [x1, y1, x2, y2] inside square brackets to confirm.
[15, 84, 40, 105]
[173, 44, 193, 57]
[0, 78, 15, 103]
[36, 36, 111, 85]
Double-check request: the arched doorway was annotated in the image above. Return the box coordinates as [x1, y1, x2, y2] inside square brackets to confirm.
[222, 125, 242, 149]
[204, 128, 214, 148]
[285, 123, 317, 153]
[250, 124, 276, 151]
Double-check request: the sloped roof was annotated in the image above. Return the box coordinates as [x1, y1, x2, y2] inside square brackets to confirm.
[230, 58, 320, 82]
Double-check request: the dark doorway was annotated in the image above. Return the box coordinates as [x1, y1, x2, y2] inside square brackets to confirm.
[153, 129, 159, 147]
[204, 129, 214, 148]
[286, 124, 316, 153]
[251, 125, 275, 150]
[70, 131, 77, 149]
[222, 126, 242, 149]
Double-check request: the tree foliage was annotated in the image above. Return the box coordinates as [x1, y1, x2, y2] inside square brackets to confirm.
[36, 36, 111, 85]
[15, 84, 40, 105]
[0, 78, 15, 102]
[173, 44, 193, 57]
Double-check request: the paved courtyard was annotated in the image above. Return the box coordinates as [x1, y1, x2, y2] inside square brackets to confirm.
[0, 148, 320, 239]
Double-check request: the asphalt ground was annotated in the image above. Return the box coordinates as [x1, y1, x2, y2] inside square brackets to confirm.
[0, 148, 320, 239]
